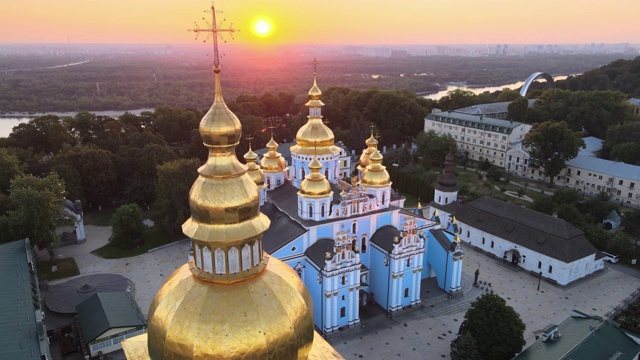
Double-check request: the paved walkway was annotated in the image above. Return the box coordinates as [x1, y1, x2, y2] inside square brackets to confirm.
[330, 244, 640, 360]
[40, 226, 640, 360]
[39, 225, 190, 317]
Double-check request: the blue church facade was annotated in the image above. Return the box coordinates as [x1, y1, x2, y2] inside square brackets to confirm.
[248, 67, 464, 334]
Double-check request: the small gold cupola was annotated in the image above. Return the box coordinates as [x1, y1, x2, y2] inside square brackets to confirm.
[244, 143, 265, 187]
[360, 149, 391, 187]
[299, 156, 332, 197]
[260, 134, 287, 171]
[358, 128, 378, 172]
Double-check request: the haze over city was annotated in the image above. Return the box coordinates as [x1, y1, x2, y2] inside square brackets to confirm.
[2, 0, 640, 45]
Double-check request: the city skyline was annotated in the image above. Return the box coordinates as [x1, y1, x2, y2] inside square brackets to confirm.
[1, 0, 639, 45]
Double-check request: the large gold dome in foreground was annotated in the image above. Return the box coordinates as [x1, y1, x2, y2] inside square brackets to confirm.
[146, 256, 314, 359]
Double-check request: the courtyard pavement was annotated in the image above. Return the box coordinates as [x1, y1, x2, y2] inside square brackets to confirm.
[40, 225, 640, 360]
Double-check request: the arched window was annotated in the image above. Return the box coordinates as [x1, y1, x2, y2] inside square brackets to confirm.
[438, 196, 442, 202]
[195, 243, 201, 269]
[228, 247, 240, 274]
[301, 168, 306, 179]
[325, 168, 329, 179]
[352, 222, 357, 234]
[253, 241, 260, 266]
[352, 239, 357, 250]
[361, 236, 367, 253]
[321, 204, 325, 217]
[266, 177, 271, 190]
[445, 197, 449, 203]
[214, 248, 226, 275]
[241, 244, 251, 271]
[308, 204, 313, 217]
[382, 192, 386, 205]
[299, 201, 303, 216]
[202, 246, 212, 273]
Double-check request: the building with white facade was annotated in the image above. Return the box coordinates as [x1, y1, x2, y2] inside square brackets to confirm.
[432, 196, 604, 286]
[508, 136, 640, 208]
[424, 110, 531, 168]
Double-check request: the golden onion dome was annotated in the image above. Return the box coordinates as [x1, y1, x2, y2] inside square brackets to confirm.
[260, 136, 287, 172]
[182, 66, 270, 282]
[244, 146, 265, 186]
[358, 132, 378, 171]
[308, 75, 322, 99]
[360, 150, 391, 187]
[147, 256, 315, 360]
[199, 67, 242, 147]
[365, 133, 378, 147]
[294, 67, 335, 150]
[295, 119, 335, 148]
[299, 157, 332, 197]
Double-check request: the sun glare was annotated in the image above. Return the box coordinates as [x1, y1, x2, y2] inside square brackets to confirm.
[252, 18, 273, 38]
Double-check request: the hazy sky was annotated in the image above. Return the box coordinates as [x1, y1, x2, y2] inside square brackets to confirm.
[1, 0, 639, 45]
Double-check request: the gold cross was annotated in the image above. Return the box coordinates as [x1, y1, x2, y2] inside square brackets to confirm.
[246, 135, 253, 147]
[311, 58, 319, 75]
[188, 2, 238, 67]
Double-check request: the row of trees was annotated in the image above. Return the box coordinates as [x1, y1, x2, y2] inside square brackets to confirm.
[2, 52, 629, 113]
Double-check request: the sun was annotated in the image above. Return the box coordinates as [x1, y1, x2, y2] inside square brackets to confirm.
[252, 18, 273, 38]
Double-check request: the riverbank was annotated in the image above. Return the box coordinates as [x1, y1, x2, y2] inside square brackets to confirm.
[0, 108, 155, 119]
[421, 74, 571, 100]
[0, 108, 155, 138]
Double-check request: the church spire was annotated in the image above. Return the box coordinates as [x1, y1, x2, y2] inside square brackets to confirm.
[181, 44, 270, 284]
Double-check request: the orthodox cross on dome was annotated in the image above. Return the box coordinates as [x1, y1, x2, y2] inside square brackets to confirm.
[188, 1, 238, 67]
[311, 58, 319, 75]
[246, 134, 253, 147]
[369, 123, 376, 136]
[268, 124, 276, 138]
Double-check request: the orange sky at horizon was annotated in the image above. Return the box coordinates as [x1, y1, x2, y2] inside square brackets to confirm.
[1, 0, 639, 45]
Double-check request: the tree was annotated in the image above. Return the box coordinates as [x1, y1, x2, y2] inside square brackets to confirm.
[110, 203, 144, 249]
[497, 89, 521, 102]
[623, 209, 640, 237]
[523, 121, 584, 186]
[0, 148, 23, 194]
[507, 96, 529, 122]
[151, 158, 200, 235]
[450, 332, 480, 360]
[610, 142, 640, 165]
[0, 173, 74, 266]
[458, 293, 526, 360]
[414, 131, 457, 169]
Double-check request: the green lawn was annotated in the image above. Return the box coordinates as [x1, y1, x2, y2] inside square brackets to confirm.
[91, 227, 184, 259]
[83, 207, 118, 226]
[37, 257, 80, 281]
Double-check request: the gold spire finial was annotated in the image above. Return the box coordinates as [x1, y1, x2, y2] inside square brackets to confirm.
[188, 2, 238, 68]
[311, 57, 319, 75]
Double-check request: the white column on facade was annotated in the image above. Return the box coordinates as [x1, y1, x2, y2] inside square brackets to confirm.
[325, 278, 331, 332]
[332, 289, 338, 330]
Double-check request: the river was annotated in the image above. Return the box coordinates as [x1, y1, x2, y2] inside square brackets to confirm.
[0, 108, 155, 138]
[423, 75, 570, 100]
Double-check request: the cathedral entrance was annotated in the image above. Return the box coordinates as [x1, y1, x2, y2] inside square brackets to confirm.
[504, 249, 521, 266]
[358, 289, 386, 320]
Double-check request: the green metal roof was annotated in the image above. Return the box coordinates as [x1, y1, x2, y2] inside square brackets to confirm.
[0, 239, 50, 360]
[515, 311, 640, 360]
[76, 291, 146, 343]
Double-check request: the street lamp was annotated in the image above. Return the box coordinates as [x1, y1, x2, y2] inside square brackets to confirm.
[537, 271, 542, 291]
